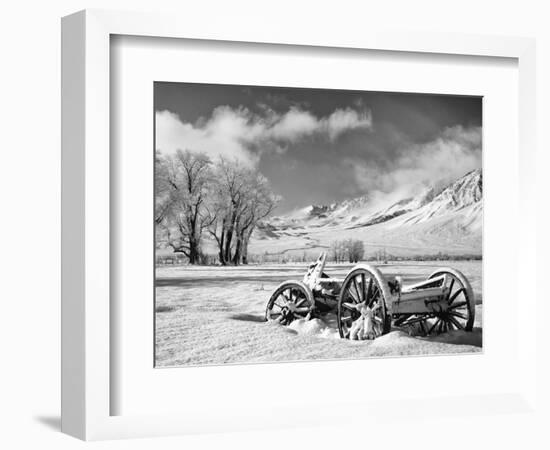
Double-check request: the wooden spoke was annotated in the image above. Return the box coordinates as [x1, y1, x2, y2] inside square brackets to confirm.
[366, 278, 373, 303]
[447, 278, 455, 300]
[447, 315, 464, 330]
[361, 273, 366, 302]
[449, 288, 465, 304]
[274, 295, 285, 306]
[428, 319, 441, 335]
[346, 285, 360, 303]
[449, 301, 467, 311]
[295, 298, 307, 307]
[449, 311, 468, 320]
[369, 286, 380, 307]
[352, 277, 361, 302]
[342, 302, 356, 311]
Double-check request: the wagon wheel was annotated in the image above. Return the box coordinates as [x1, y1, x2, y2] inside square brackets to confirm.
[422, 268, 475, 335]
[265, 281, 314, 325]
[337, 265, 391, 339]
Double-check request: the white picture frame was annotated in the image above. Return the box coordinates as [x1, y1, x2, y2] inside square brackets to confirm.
[61, 9, 537, 441]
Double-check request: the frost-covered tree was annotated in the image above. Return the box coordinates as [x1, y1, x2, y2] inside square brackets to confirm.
[345, 239, 365, 263]
[206, 158, 279, 265]
[157, 150, 212, 264]
[330, 240, 346, 263]
[331, 239, 365, 263]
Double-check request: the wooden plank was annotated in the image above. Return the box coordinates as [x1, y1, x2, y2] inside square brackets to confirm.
[401, 274, 445, 292]
[391, 295, 448, 315]
[399, 287, 445, 302]
[317, 278, 344, 284]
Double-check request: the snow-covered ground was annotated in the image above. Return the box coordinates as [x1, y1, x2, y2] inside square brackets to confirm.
[155, 261, 482, 367]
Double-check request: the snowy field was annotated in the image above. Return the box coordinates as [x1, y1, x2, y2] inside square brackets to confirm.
[155, 261, 482, 367]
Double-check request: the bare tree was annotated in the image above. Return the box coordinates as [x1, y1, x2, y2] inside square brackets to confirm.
[159, 150, 212, 264]
[344, 239, 365, 263]
[155, 150, 173, 224]
[204, 157, 243, 265]
[237, 173, 278, 264]
[206, 158, 278, 265]
[330, 239, 365, 263]
[330, 240, 346, 263]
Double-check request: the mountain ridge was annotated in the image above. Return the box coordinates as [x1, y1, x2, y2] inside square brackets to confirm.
[252, 169, 483, 257]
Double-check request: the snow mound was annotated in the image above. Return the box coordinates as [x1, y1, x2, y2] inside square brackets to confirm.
[369, 330, 413, 344]
[288, 318, 340, 339]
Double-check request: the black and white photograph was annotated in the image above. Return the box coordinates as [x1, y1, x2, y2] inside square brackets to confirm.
[154, 82, 483, 367]
[3, 0, 546, 446]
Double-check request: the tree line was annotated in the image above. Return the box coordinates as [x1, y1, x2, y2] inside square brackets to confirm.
[329, 239, 365, 263]
[155, 150, 279, 265]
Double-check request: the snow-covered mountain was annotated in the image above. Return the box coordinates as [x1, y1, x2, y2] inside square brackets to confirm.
[362, 169, 482, 228]
[253, 169, 483, 257]
[268, 193, 372, 227]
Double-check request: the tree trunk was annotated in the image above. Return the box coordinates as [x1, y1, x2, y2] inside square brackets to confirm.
[241, 226, 255, 265]
[187, 229, 199, 264]
[241, 244, 248, 265]
[232, 234, 242, 265]
[223, 222, 234, 264]
[215, 219, 226, 265]
[186, 213, 200, 264]
[218, 232, 226, 265]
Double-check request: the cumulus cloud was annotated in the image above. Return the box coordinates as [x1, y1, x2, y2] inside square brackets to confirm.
[346, 125, 482, 208]
[155, 105, 372, 165]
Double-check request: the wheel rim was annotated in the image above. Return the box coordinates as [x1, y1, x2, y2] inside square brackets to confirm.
[423, 271, 474, 334]
[338, 269, 387, 339]
[266, 283, 312, 325]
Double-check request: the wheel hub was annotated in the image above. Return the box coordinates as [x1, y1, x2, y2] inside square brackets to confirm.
[286, 302, 298, 313]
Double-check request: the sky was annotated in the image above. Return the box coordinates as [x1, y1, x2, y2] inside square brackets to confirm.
[155, 82, 482, 213]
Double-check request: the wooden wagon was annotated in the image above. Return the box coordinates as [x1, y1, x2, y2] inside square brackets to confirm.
[265, 252, 475, 339]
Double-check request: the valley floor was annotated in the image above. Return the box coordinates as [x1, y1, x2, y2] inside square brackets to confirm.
[155, 261, 482, 367]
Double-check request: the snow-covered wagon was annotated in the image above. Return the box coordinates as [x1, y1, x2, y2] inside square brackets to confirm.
[265, 252, 475, 340]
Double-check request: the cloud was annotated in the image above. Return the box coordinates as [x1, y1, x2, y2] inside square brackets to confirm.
[155, 105, 372, 166]
[346, 125, 482, 207]
[324, 108, 372, 140]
